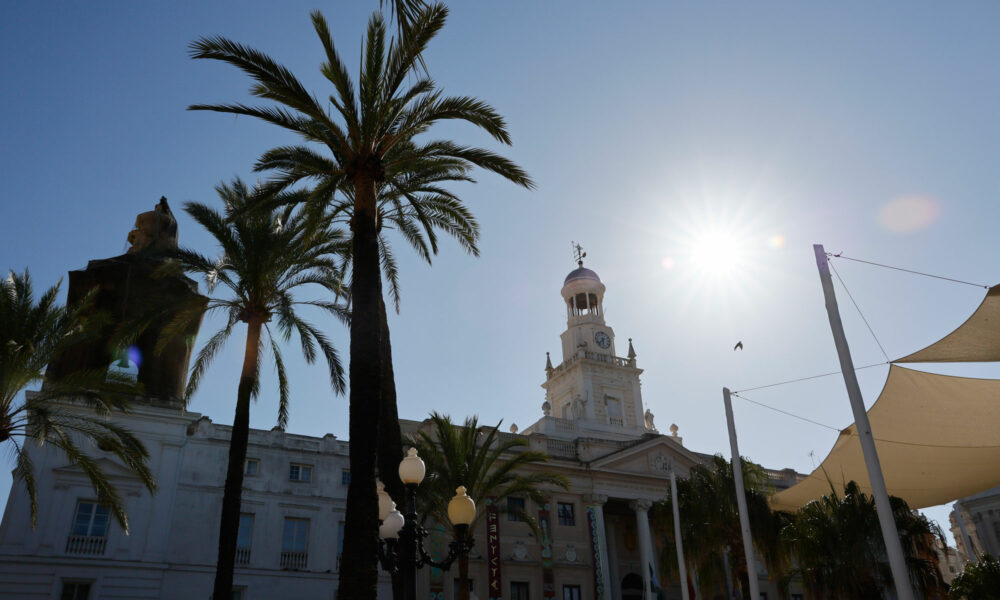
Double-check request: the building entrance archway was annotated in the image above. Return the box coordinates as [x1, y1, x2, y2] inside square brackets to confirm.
[621, 572, 643, 600]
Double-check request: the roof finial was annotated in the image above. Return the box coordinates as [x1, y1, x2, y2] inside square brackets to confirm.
[545, 351, 554, 372]
[627, 338, 637, 360]
[572, 241, 587, 267]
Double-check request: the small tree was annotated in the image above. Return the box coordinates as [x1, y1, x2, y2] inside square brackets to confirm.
[651, 455, 788, 599]
[951, 554, 1000, 600]
[1, 269, 155, 531]
[409, 413, 568, 600]
[782, 481, 947, 599]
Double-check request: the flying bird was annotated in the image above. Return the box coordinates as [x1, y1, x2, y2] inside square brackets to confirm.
[734, 341, 743, 351]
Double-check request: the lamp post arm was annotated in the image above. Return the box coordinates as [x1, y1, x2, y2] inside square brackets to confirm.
[416, 525, 473, 571]
[377, 537, 400, 574]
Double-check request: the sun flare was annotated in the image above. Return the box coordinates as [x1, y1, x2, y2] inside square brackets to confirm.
[689, 230, 745, 277]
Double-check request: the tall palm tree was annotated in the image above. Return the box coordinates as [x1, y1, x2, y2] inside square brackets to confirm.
[409, 412, 569, 600]
[0, 269, 156, 531]
[161, 179, 348, 599]
[278, 151, 481, 507]
[187, 6, 533, 596]
[781, 481, 946, 599]
[651, 455, 789, 599]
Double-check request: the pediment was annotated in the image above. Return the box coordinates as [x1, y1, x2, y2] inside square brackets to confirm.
[589, 435, 699, 476]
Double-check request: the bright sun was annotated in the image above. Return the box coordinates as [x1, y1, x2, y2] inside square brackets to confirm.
[688, 230, 746, 278]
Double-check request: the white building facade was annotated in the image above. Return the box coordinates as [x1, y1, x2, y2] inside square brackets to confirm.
[0, 397, 356, 600]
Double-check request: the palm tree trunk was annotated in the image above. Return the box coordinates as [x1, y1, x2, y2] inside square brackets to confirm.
[377, 295, 405, 600]
[458, 552, 471, 600]
[212, 317, 262, 600]
[338, 173, 383, 600]
[377, 294, 404, 501]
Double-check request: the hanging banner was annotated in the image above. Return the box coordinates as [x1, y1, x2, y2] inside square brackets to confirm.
[586, 506, 606, 600]
[487, 497, 503, 600]
[427, 523, 446, 600]
[538, 503, 555, 598]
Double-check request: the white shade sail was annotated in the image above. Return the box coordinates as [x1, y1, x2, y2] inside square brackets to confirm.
[771, 366, 1000, 511]
[896, 285, 1000, 363]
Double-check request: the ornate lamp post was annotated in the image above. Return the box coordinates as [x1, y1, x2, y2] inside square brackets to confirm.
[377, 448, 475, 600]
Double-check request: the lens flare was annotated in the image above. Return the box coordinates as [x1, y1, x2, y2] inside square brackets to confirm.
[878, 195, 940, 233]
[767, 234, 786, 248]
[661, 256, 676, 270]
[127, 345, 142, 367]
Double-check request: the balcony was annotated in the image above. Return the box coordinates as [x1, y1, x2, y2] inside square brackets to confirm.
[66, 535, 107, 555]
[280, 550, 308, 570]
[608, 416, 624, 427]
[235, 547, 251, 565]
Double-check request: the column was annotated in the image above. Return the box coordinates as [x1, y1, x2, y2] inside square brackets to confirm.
[584, 494, 611, 600]
[605, 516, 621, 600]
[630, 499, 655, 600]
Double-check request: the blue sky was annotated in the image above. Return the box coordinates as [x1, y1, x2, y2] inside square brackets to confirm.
[4, 1, 1000, 543]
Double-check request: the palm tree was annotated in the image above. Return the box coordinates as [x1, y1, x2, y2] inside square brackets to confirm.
[281, 150, 482, 507]
[781, 481, 946, 599]
[409, 412, 569, 600]
[0, 269, 156, 531]
[187, 6, 533, 596]
[651, 455, 788, 599]
[161, 178, 348, 599]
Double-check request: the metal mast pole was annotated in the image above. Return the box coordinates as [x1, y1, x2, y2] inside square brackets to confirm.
[813, 244, 914, 600]
[722, 387, 760, 600]
[670, 468, 690, 600]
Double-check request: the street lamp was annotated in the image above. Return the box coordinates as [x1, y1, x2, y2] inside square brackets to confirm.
[377, 448, 476, 600]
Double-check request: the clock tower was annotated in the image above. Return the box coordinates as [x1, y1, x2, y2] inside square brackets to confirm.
[540, 253, 651, 437]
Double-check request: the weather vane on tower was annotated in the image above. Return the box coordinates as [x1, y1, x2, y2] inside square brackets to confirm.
[572, 241, 586, 267]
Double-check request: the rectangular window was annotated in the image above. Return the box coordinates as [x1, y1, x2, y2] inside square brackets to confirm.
[282, 518, 309, 552]
[237, 514, 254, 549]
[245, 458, 259, 476]
[232, 588, 245, 600]
[760, 594, 768, 600]
[60, 582, 91, 600]
[557, 502, 575, 526]
[341, 469, 351, 485]
[280, 517, 309, 570]
[511, 581, 530, 600]
[72, 501, 110, 538]
[289, 463, 312, 482]
[453, 579, 474, 598]
[562, 586, 581, 600]
[507, 497, 525, 522]
[791, 595, 803, 600]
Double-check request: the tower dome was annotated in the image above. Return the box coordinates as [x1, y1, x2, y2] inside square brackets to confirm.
[560, 258, 606, 323]
[563, 264, 601, 286]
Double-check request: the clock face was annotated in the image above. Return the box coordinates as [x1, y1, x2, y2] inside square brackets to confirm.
[594, 331, 611, 349]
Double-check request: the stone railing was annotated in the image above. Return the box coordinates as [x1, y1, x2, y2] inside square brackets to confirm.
[548, 352, 633, 379]
[608, 416, 624, 427]
[280, 551, 308, 570]
[546, 439, 577, 459]
[66, 535, 106, 555]
[235, 547, 251, 565]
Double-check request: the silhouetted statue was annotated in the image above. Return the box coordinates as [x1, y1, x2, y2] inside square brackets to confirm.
[46, 198, 206, 405]
[127, 197, 178, 253]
